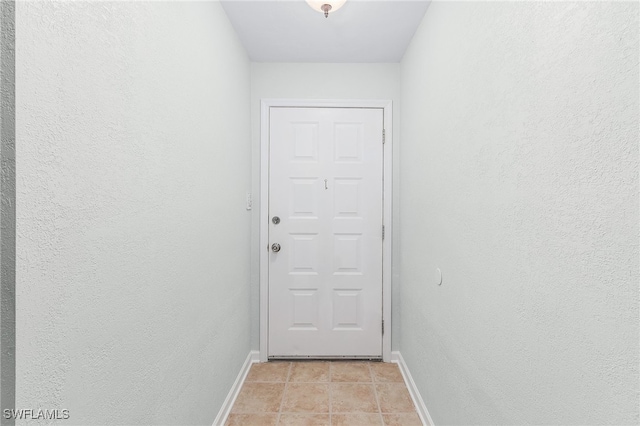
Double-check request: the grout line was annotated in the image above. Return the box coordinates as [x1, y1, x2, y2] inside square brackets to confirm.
[365, 361, 374, 382]
[369, 363, 385, 426]
[329, 361, 333, 426]
[274, 381, 373, 384]
[275, 362, 292, 425]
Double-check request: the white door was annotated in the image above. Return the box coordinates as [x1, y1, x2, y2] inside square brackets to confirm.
[268, 107, 384, 358]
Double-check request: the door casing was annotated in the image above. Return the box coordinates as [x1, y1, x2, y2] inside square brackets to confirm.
[260, 99, 393, 362]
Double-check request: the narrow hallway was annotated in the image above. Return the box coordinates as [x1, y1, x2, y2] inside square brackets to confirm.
[6, 1, 637, 424]
[227, 361, 421, 425]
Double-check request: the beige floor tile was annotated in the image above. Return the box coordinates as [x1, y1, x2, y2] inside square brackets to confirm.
[289, 362, 330, 382]
[281, 383, 330, 413]
[228, 362, 419, 424]
[375, 383, 416, 413]
[232, 382, 285, 413]
[278, 413, 330, 425]
[332, 413, 383, 425]
[246, 362, 291, 382]
[382, 413, 423, 425]
[370, 363, 404, 383]
[331, 362, 372, 382]
[226, 413, 278, 426]
[331, 383, 378, 413]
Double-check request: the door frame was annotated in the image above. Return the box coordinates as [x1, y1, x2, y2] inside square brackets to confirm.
[259, 99, 393, 362]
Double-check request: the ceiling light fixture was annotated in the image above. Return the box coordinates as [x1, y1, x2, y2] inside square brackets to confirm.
[305, 0, 347, 18]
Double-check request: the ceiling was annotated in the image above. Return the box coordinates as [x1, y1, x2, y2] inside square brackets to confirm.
[220, 0, 431, 63]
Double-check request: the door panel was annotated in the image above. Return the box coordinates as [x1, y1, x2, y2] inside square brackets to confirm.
[268, 107, 383, 357]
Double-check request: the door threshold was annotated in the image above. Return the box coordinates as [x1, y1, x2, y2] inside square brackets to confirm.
[268, 356, 383, 361]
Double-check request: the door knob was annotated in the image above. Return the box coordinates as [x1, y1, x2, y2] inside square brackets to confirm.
[271, 243, 281, 253]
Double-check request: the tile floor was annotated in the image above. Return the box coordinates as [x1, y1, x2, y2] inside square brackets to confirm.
[226, 361, 422, 426]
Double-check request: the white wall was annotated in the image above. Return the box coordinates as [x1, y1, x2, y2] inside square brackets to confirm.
[400, 2, 639, 424]
[250, 63, 401, 351]
[16, 2, 251, 424]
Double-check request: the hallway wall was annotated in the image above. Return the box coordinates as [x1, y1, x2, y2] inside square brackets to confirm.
[249, 63, 401, 352]
[0, 0, 15, 416]
[399, 2, 639, 424]
[16, 2, 251, 424]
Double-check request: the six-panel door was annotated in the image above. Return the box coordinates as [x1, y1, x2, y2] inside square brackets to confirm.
[268, 107, 384, 357]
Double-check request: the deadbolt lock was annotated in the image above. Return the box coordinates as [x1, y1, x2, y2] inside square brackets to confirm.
[272, 216, 280, 225]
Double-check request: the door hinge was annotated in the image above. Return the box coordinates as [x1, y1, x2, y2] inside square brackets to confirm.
[382, 319, 385, 335]
[382, 225, 385, 240]
[382, 129, 386, 144]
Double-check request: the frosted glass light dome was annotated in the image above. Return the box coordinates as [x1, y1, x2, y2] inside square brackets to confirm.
[305, 0, 347, 17]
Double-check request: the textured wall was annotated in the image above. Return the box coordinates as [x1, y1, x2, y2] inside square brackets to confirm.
[16, 2, 251, 424]
[1, 0, 16, 419]
[250, 63, 402, 351]
[400, 2, 639, 424]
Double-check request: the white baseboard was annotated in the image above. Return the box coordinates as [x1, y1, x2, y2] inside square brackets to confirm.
[212, 350, 260, 426]
[391, 351, 434, 426]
